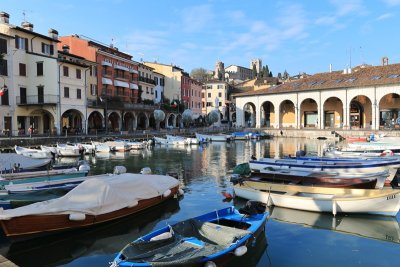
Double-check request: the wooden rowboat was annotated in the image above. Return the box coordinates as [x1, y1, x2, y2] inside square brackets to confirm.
[233, 180, 400, 216]
[0, 173, 181, 239]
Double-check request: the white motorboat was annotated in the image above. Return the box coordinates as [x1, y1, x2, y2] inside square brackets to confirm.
[154, 136, 186, 146]
[195, 133, 231, 142]
[40, 145, 58, 157]
[0, 154, 51, 173]
[249, 157, 399, 184]
[56, 144, 81, 157]
[104, 141, 130, 152]
[233, 180, 400, 216]
[14, 146, 52, 159]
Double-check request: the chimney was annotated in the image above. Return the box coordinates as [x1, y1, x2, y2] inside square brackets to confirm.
[381, 57, 389, 66]
[21, 21, 33, 31]
[0, 12, 9, 24]
[62, 44, 70, 53]
[48, 28, 58, 40]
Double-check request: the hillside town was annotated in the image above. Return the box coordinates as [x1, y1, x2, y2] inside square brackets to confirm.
[1, 10, 399, 138]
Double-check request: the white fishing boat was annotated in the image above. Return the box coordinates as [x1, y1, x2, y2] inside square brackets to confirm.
[154, 136, 186, 146]
[233, 180, 400, 216]
[104, 141, 130, 152]
[195, 133, 231, 142]
[14, 146, 52, 159]
[249, 157, 398, 183]
[56, 144, 81, 157]
[324, 147, 400, 158]
[0, 154, 51, 173]
[77, 142, 95, 154]
[40, 145, 58, 157]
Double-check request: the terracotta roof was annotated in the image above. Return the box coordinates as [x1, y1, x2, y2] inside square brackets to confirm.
[233, 63, 400, 97]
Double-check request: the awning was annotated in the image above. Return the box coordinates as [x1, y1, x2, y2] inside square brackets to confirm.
[101, 61, 112, 67]
[102, 78, 112, 85]
[130, 83, 139, 90]
[114, 80, 130, 88]
[114, 65, 129, 71]
[129, 69, 139, 74]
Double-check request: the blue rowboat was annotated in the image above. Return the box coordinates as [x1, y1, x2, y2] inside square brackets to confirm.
[111, 202, 268, 267]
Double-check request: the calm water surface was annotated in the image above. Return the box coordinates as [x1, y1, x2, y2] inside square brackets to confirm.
[0, 137, 399, 267]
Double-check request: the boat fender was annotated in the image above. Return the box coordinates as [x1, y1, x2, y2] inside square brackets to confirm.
[69, 213, 86, 221]
[381, 150, 394, 157]
[78, 164, 90, 172]
[113, 166, 127, 175]
[234, 245, 248, 256]
[178, 188, 184, 196]
[204, 261, 217, 267]
[140, 167, 152, 175]
[163, 189, 172, 198]
[127, 200, 138, 208]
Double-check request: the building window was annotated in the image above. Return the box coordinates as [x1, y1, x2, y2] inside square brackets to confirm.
[219, 102, 222, 107]
[41, 42, 54, 55]
[0, 38, 7, 54]
[64, 87, 69, 98]
[63, 66, 69, 77]
[0, 59, 7, 76]
[154, 77, 158, 85]
[202, 102, 205, 108]
[207, 102, 212, 107]
[146, 87, 149, 94]
[76, 69, 81, 79]
[1, 89, 9, 105]
[15, 36, 28, 50]
[155, 91, 158, 99]
[90, 84, 97, 96]
[208, 93, 211, 98]
[201, 92, 204, 98]
[37, 62, 43, 76]
[218, 92, 222, 97]
[117, 87, 124, 96]
[19, 63, 26, 76]
[77, 89, 81, 99]
[160, 78, 165, 86]
[217, 85, 224, 89]
[151, 88, 154, 94]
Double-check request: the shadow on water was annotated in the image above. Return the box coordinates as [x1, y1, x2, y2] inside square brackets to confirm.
[0, 199, 180, 267]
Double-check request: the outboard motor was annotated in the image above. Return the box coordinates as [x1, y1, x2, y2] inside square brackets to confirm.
[239, 200, 266, 216]
[295, 150, 306, 157]
[230, 174, 244, 185]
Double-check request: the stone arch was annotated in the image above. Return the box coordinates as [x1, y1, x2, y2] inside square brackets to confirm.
[243, 102, 256, 127]
[108, 112, 121, 132]
[62, 109, 84, 134]
[167, 113, 175, 128]
[378, 93, 400, 128]
[176, 114, 182, 128]
[149, 113, 156, 130]
[350, 95, 372, 129]
[88, 111, 103, 133]
[300, 98, 318, 128]
[279, 100, 295, 128]
[123, 112, 135, 132]
[260, 101, 275, 128]
[323, 97, 343, 129]
[137, 112, 148, 130]
[24, 109, 55, 135]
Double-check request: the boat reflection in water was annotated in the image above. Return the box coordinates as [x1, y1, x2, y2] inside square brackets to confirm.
[0, 199, 180, 267]
[268, 206, 400, 244]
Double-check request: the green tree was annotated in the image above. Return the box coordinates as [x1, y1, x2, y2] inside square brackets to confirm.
[190, 68, 210, 82]
[263, 65, 270, 78]
[277, 72, 282, 79]
[269, 71, 273, 77]
[252, 64, 257, 78]
[137, 85, 143, 103]
[217, 69, 223, 81]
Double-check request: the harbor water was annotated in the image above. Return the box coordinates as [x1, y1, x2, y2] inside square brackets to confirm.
[0, 137, 399, 267]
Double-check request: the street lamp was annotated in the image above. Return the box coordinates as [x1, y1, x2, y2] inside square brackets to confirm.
[100, 96, 108, 134]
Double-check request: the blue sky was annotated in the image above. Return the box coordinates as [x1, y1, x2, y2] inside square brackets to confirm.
[2, 0, 400, 76]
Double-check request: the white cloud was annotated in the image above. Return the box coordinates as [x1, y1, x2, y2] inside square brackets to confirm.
[376, 13, 394, 20]
[180, 4, 214, 33]
[124, 30, 169, 57]
[329, 0, 367, 16]
[382, 0, 400, 6]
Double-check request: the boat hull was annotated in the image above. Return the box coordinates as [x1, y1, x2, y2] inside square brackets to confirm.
[0, 186, 179, 238]
[234, 182, 400, 216]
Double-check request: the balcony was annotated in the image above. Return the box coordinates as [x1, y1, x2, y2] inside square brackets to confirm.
[139, 76, 156, 85]
[102, 69, 113, 77]
[16, 95, 58, 105]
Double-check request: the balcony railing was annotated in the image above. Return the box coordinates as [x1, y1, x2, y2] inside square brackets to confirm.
[16, 95, 58, 105]
[87, 98, 158, 111]
[139, 76, 156, 85]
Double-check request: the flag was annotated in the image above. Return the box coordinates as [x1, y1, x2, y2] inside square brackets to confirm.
[0, 88, 7, 97]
